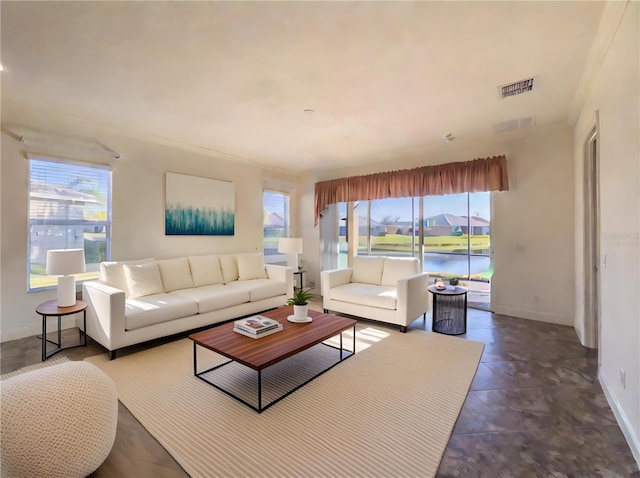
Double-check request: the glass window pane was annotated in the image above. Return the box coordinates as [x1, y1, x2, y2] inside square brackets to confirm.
[263, 191, 290, 257]
[423, 193, 470, 279]
[28, 158, 112, 290]
[468, 192, 491, 277]
[368, 198, 415, 258]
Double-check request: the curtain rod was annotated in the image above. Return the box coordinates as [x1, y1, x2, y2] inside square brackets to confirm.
[2, 128, 120, 159]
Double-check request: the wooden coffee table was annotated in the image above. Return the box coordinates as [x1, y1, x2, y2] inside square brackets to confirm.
[189, 307, 356, 413]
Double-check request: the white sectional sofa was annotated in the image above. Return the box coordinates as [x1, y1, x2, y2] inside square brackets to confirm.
[82, 252, 293, 359]
[321, 256, 430, 332]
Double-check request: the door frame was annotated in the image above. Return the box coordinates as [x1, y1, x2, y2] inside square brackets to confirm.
[582, 122, 601, 352]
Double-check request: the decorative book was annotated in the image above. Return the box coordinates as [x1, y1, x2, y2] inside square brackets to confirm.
[234, 315, 280, 335]
[234, 324, 283, 339]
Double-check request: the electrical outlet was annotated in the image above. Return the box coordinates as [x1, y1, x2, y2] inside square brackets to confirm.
[620, 368, 626, 389]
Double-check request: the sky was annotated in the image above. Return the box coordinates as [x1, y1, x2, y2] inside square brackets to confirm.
[346, 192, 491, 222]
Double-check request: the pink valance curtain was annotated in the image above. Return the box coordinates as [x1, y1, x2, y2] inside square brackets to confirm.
[314, 155, 509, 225]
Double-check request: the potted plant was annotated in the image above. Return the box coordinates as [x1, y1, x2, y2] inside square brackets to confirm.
[446, 277, 459, 290]
[287, 288, 313, 320]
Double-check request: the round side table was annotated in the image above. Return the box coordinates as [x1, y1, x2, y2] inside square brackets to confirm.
[36, 300, 88, 361]
[427, 285, 468, 335]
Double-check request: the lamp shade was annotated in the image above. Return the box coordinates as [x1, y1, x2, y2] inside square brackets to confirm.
[46, 249, 86, 276]
[277, 238, 303, 254]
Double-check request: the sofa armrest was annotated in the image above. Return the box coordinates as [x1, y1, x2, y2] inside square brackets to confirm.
[82, 281, 126, 351]
[321, 268, 353, 295]
[265, 264, 294, 299]
[396, 272, 430, 326]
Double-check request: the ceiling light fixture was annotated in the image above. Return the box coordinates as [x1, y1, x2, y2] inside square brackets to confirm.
[303, 108, 314, 114]
[443, 133, 455, 143]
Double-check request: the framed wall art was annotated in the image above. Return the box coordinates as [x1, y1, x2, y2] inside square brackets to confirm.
[165, 172, 235, 235]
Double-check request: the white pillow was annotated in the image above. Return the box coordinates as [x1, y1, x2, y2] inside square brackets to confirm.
[157, 257, 194, 292]
[237, 253, 268, 281]
[123, 262, 164, 299]
[351, 256, 385, 285]
[380, 257, 420, 286]
[218, 254, 239, 284]
[100, 258, 155, 296]
[188, 254, 224, 287]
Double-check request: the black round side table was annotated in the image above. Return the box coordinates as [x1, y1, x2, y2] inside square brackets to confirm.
[36, 300, 88, 361]
[427, 285, 468, 335]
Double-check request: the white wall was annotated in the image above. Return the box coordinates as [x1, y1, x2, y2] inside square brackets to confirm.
[301, 121, 576, 326]
[0, 104, 298, 341]
[573, 1, 639, 462]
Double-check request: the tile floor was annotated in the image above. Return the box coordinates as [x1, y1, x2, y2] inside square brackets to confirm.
[1, 303, 638, 477]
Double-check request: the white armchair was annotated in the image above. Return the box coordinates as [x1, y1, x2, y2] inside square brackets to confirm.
[321, 256, 430, 332]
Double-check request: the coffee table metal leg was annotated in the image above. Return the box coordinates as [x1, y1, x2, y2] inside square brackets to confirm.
[258, 371, 262, 411]
[352, 325, 356, 355]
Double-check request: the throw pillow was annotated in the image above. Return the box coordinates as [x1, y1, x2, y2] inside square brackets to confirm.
[188, 254, 224, 287]
[157, 257, 194, 292]
[123, 262, 164, 299]
[380, 257, 420, 286]
[237, 253, 268, 281]
[218, 254, 239, 284]
[99, 258, 155, 296]
[351, 256, 385, 285]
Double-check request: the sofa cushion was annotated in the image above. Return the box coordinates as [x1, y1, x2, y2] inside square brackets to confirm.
[218, 254, 239, 284]
[99, 258, 155, 296]
[329, 283, 397, 310]
[380, 257, 420, 286]
[237, 253, 268, 281]
[157, 257, 194, 292]
[351, 256, 385, 285]
[226, 278, 287, 302]
[125, 293, 198, 330]
[188, 254, 224, 287]
[123, 262, 164, 299]
[170, 284, 250, 313]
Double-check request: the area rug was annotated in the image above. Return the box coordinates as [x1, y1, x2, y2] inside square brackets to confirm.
[85, 326, 483, 478]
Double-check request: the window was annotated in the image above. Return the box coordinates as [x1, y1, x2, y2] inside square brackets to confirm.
[263, 190, 290, 262]
[28, 157, 112, 291]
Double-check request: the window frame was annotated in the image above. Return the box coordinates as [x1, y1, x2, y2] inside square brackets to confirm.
[262, 189, 291, 264]
[27, 156, 112, 292]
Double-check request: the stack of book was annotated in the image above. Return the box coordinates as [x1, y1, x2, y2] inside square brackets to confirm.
[233, 315, 283, 339]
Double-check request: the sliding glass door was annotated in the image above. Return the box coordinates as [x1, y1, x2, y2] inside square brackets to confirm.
[330, 192, 491, 310]
[423, 192, 491, 309]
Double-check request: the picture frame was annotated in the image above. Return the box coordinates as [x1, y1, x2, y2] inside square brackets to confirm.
[165, 172, 235, 235]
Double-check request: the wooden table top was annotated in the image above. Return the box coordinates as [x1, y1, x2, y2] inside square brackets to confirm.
[189, 307, 356, 371]
[36, 300, 88, 316]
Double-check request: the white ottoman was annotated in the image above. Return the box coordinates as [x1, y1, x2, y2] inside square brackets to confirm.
[1, 361, 118, 478]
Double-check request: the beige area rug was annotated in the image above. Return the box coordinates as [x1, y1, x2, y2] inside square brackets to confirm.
[85, 326, 484, 478]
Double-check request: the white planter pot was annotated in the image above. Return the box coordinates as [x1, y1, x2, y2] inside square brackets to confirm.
[293, 304, 308, 320]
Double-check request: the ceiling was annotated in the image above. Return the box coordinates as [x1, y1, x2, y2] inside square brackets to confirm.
[1, 1, 605, 173]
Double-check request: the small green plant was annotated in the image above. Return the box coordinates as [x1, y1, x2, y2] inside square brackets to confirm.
[449, 277, 459, 286]
[286, 288, 313, 306]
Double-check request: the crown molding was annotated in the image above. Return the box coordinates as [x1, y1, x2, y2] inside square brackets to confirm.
[568, 0, 629, 126]
[1, 98, 299, 176]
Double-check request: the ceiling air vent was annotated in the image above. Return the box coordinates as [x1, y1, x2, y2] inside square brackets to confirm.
[499, 76, 539, 99]
[493, 116, 536, 134]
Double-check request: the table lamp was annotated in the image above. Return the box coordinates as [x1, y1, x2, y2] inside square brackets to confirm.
[46, 249, 86, 307]
[277, 238, 303, 270]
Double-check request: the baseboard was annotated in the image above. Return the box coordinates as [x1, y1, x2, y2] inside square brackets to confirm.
[599, 368, 640, 468]
[491, 305, 572, 326]
[0, 316, 77, 343]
